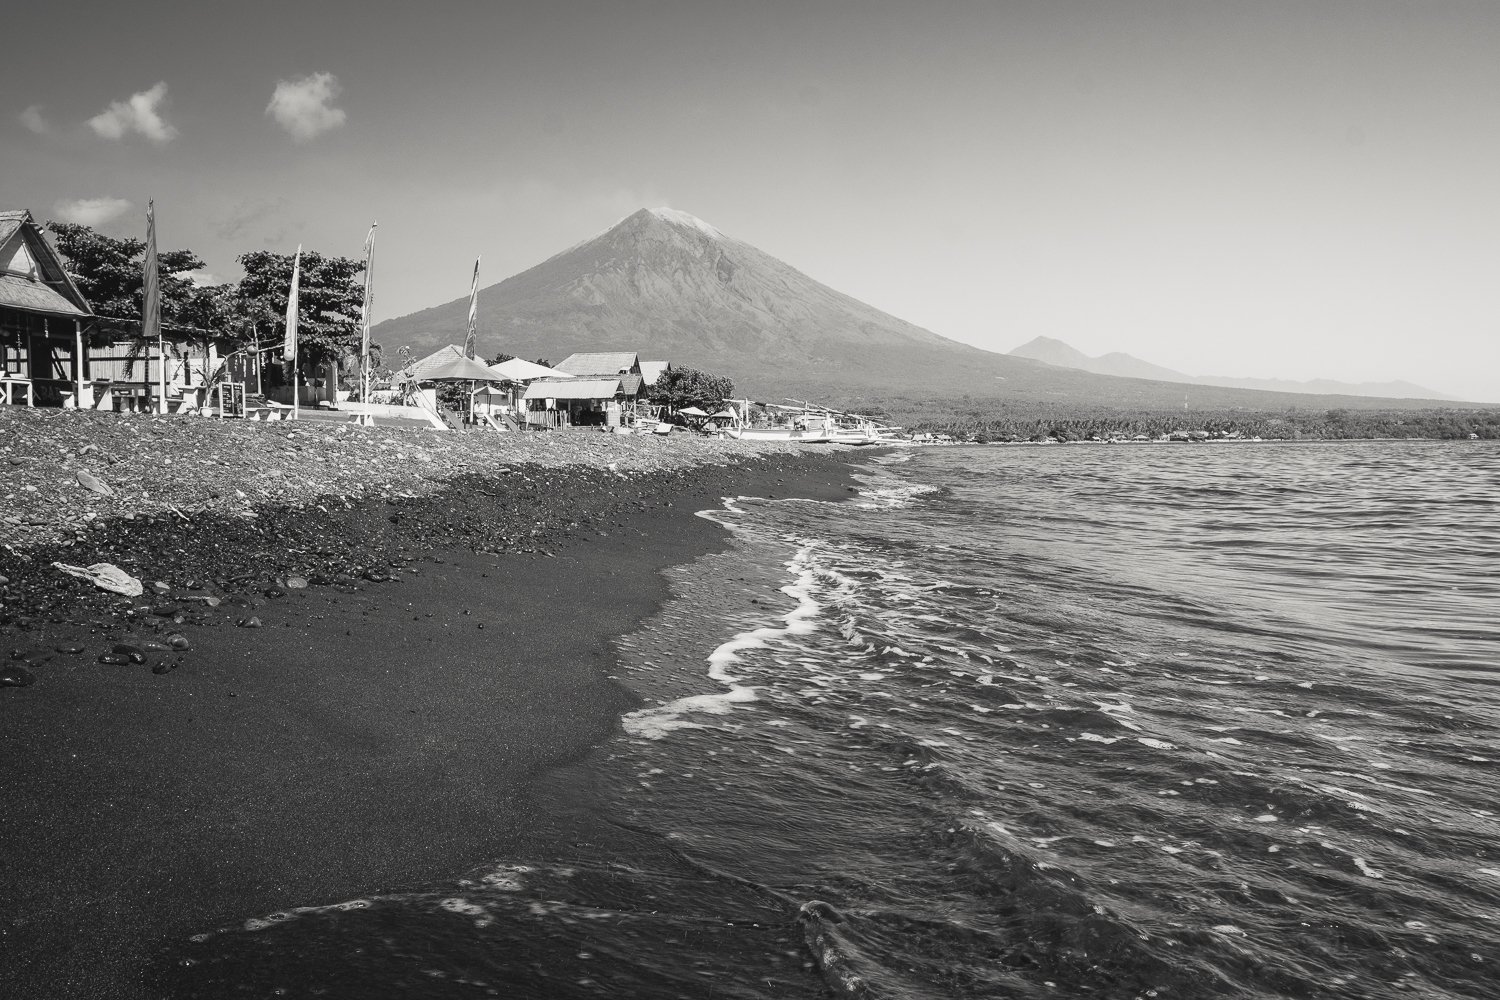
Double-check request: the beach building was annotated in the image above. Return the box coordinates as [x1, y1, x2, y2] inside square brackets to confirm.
[521, 375, 630, 428]
[553, 351, 641, 378]
[528, 351, 652, 428]
[475, 357, 570, 425]
[0, 210, 95, 408]
[2, 209, 243, 415]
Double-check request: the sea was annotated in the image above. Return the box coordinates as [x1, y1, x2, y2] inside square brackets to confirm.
[170, 440, 1500, 999]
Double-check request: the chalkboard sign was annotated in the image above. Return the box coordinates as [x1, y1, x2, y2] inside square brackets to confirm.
[216, 381, 247, 418]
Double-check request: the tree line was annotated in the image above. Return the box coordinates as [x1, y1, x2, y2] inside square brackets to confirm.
[49, 222, 739, 412]
[48, 222, 367, 375]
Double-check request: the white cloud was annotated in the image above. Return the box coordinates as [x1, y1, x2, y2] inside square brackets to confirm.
[53, 197, 134, 227]
[266, 72, 346, 141]
[182, 269, 223, 287]
[87, 82, 177, 142]
[20, 105, 50, 134]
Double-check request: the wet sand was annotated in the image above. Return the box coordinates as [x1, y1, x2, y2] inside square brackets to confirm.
[0, 453, 860, 999]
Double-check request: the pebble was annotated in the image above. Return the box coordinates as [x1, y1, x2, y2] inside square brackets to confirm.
[112, 644, 147, 664]
[284, 576, 308, 590]
[264, 588, 285, 599]
[165, 633, 192, 650]
[0, 665, 36, 687]
[98, 653, 131, 665]
[236, 617, 263, 628]
[54, 644, 85, 654]
[76, 470, 113, 496]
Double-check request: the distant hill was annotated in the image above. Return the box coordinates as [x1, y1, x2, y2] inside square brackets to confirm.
[372, 209, 1462, 412]
[1009, 335, 1451, 401]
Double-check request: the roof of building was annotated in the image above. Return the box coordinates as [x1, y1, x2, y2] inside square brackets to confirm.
[0, 209, 92, 318]
[0, 211, 28, 248]
[639, 360, 670, 386]
[554, 352, 639, 377]
[521, 376, 624, 401]
[619, 373, 643, 397]
[0, 274, 91, 318]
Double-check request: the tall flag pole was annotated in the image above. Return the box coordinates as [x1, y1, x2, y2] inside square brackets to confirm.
[359, 222, 377, 421]
[283, 245, 303, 419]
[463, 256, 480, 359]
[465, 256, 481, 426]
[143, 201, 165, 413]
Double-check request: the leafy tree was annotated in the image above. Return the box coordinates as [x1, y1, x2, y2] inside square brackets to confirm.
[648, 366, 735, 413]
[46, 221, 206, 331]
[237, 249, 365, 370]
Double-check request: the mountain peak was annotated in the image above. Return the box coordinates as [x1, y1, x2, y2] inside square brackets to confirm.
[641, 206, 724, 239]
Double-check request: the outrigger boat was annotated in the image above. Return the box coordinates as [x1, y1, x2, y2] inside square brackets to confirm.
[718, 400, 835, 442]
[717, 399, 906, 444]
[784, 399, 905, 445]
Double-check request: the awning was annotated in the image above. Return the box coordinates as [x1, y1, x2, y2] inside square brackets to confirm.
[522, 377, 623, 401]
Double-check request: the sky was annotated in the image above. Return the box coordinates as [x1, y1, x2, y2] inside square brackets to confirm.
[5, 0, 1498, 402]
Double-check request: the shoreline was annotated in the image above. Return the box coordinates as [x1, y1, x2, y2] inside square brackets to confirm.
[0, 409, 866, 999]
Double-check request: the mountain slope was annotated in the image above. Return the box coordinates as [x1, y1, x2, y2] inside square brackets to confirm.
[1009, 335, 1450, 400]
[373, 210, 1459, 410]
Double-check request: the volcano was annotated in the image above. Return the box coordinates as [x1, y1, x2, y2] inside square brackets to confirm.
[370, 209, 1456, 410]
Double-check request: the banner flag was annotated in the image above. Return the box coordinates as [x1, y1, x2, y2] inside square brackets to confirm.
[463, 256, 480, 359]
[283, 245, 302, 363]
[360, 223, 377, 361]
[143, 202, 164, 408]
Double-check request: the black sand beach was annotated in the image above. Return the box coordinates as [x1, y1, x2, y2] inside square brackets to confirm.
[0, 412, 861, 999]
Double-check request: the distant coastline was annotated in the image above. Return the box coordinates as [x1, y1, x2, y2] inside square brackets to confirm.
[896, 405, 1500, 444]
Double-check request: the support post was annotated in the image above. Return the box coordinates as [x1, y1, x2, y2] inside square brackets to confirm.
[74, 319, 85, 408]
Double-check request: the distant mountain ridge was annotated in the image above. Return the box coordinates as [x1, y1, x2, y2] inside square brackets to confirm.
[1009, 336, 1450, 401]
[371, 209, 1462, 411]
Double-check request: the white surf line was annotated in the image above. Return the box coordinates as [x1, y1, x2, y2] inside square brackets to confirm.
[623, 541, 823, 740]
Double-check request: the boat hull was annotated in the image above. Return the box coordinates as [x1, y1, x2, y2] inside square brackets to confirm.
[724, 427, 832, 443]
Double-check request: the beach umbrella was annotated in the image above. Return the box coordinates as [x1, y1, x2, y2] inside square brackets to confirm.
[489, 357, 570, 381]
[678, 405, 708, 417]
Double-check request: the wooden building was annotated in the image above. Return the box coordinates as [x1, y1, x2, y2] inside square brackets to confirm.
[527, 351, 658, 427]
[1, 209, 237, 413]
[0, 209, 94, 407]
